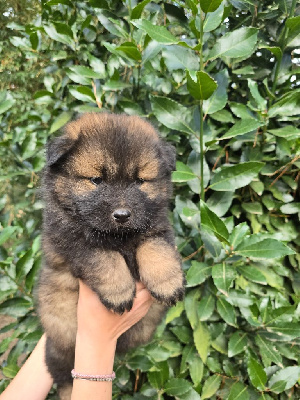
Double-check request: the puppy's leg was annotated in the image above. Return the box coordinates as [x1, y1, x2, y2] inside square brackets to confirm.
[117, 302, 166, 352]
[45, 336, 74, 399]
[76, 250, 136, 314]
[136, 238, 185, 306]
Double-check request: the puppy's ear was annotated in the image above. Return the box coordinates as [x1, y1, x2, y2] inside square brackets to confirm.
[160, 142, 176, 172]
[46, 136, 77, 167]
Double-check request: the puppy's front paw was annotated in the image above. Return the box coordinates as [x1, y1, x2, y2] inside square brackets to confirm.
[136, 239, 185, 307]
[99, 284, 135, 314]
[89, 251, 136, 314]
[149, 274, 185, 306]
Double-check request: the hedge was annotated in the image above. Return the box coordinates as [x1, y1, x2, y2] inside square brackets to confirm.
[0, 0, 300, 399]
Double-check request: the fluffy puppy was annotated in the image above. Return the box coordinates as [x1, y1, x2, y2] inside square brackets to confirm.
[37, 113, 185, 399]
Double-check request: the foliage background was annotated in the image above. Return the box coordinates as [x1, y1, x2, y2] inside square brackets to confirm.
[1, 0, 300, 398]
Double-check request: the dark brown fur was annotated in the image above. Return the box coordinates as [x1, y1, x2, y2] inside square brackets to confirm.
[37, 113, 185, 397]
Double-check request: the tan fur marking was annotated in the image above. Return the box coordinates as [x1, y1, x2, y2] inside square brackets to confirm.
[136, 239, 183, 298]
[58, 384, 73, 400]
[38, 268, 78, 349]
[90, 251, 135, 307]
[140, 182, 159, 200]
[138, 158, 159, 180]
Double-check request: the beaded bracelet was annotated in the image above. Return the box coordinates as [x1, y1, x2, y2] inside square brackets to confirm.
[71, 369, 116, 382]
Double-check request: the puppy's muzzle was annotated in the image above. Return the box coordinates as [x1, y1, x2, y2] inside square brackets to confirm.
[113, 209, 131, 223]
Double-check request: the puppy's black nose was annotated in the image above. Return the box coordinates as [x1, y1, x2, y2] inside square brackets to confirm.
[113, 209, 131, 223]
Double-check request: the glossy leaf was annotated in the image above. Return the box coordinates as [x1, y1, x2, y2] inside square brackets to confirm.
[186, 70, 218, 100]
[247, 357, 267, 391]
[220, 119, 264, 140]
[131, 19, 178, 44]
[228, 381, 249, 400]
[212, 263, 236, 295]
[165, 378, 192, 396]
[208, 27, 258, 60]
[193, 322, 211, 363]
[151, 96, 195, 135]
[186, 261, 212, 287]
[210, 162, 264, 191]
[201, 375, 222, 399]
[228, 331, 247, 357]
[269, 366, 300, 393]
[236, 239, 295, 259]
[200, 201, 229, 243]
[217, 297, 236, 326]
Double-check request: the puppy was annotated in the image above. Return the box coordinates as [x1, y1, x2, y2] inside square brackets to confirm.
[37, 113, 185, 398]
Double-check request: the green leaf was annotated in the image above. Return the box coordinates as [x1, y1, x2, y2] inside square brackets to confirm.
[197, 295, 215, 321]
[2, 363, 19, 379]
[67, 65, 104, 78]
[206, 191, 233, 217]
[172, 162, 197, 183]
[217, 297, 236, 327]
[162, 46, 199, 71]
[126, 355, 152, 371]
[0, 98, 15, 114]
[208, 27, 258, 60]
[255, 335, 282, 368]
[237, 265, 267, 284]
[203, 2, 224, 32]
[165, 378, 192, 396]
[115, 42, 142, 61]
[228, 331, 247, 357]
[97, 11, 128, 38]
[269, 366, 300, 394]
[247, 357, 267, 391]
[268, 126, 300, 140]
[49, 111, 73, 134]
[131, 19, 178, 44]
[131, 0, 151, 19]
[266, 323, 300, 340]
[151, 95, 196, 135]
[220, 119, 264, 140]
[210, 162, 264, 191]
[228, 381, 249, 400]
[248, 79, 267, 110]
[147, 361, 169, 388]
[186, 262, 212, 287]
[201, 375, 222, 399]
[165, 301, 184, 324]
[193, 322, 210, 363]
[188, 356, 203, 386]
[269, 90, 300, 117]
[44, 24, 75, 49]
[212, 263, 236, 295]
[203, 69, 228, 114]
[229, 223, 250, 248]
[200, 201, 229, 243]
[280, 202, 300, 214]
[200, 0, 223, 13]
[16, 249, 34, 281]
[201, 228, 222, 257]
[0, 227, 17, 245]
[185, 289, 200, 329]
[186, 70, 218, 100]
[69, 86, 96, 102]
[0, 298, 32, 318]
[235, 239, 295, 259]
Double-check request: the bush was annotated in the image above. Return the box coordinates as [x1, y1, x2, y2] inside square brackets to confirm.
[0, 0, 300, 398]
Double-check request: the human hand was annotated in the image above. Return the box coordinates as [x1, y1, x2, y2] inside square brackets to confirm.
[77, 280, 153, 343]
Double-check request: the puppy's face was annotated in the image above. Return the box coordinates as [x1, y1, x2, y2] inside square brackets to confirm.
[45, 113, 175, 238]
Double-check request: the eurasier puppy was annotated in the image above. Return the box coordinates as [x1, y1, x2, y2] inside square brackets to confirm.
[38, 113, 185, 398]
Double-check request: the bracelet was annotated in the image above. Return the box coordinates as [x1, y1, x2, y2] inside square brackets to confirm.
[71, 369, 116, 382]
